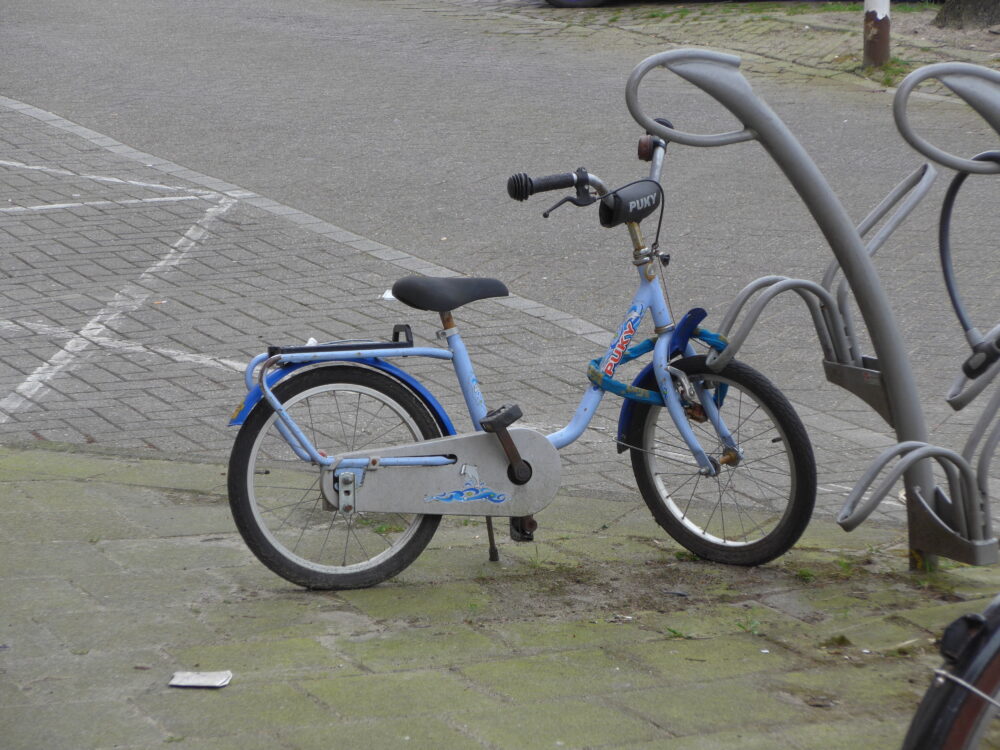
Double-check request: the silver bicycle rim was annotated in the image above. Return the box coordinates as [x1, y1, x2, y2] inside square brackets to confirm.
[643, 375, 796, 547]
[244, 382, 426, 575]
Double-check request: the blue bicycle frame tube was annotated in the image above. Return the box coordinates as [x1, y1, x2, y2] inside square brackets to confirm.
[442, 328, 489, 430]
[548, 266, 728, 477]
[549, 271, 674, 449]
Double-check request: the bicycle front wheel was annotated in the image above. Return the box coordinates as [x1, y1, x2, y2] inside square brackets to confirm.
[228, 365, 443, 590]
[903, 598, 1000, 749]
[628, 356, 816, 565]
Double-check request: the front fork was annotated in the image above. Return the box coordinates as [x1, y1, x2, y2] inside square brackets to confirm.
[652, 334, 739, 476]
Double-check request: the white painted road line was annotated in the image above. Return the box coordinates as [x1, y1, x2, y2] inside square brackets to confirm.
[0, 197, 237, 423]
[0, 195, 206, 213]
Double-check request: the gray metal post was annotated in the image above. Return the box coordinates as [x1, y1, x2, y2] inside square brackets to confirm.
[626, 51, 938, 568]
[864, 0, 891, 69]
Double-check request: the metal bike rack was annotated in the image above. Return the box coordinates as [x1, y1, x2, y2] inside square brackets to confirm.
[626, 51, 1000, 567]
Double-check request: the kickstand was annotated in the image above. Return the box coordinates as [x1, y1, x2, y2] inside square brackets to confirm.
[485, 517, 500, 562]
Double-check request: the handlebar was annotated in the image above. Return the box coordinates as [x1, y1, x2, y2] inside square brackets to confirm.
[506, 169, 609, 201]
[894, 63, 1000, 175]
[506, 171, 576, 201]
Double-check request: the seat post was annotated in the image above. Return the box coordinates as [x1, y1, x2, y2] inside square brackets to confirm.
[436, 308, 488, 429]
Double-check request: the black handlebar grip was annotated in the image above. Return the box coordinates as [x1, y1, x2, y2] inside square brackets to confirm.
[507, 172, 577, 201]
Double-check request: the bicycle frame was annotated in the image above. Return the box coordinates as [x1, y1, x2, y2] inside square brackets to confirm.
[230, 249, 731, 481]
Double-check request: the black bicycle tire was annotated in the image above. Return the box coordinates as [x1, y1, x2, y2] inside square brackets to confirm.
[903, 616, 1000, 749]
[628, 356, 816, 566]
[544, 0, 609, 7]
[228, 365, 443, 590]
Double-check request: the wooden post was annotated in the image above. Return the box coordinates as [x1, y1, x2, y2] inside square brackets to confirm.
[863, 0, 891, 68]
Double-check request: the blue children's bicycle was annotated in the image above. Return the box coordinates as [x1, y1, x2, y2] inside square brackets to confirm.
[226, 111, 817, 591]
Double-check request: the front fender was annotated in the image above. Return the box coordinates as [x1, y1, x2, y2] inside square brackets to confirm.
[228, 358, 456, 436]
[616, 364, 658, 453]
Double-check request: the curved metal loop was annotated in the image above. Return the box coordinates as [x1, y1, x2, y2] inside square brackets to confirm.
[705, 276, 851, 371]
[625, 49, 757, 148]
[894, 62, 1000, 174]
[837, 442, 980, 537]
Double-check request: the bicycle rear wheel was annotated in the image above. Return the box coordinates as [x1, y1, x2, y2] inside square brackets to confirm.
[627, 356, 816, 566]
[228, 365, 443, 590]
[903, 596, 1000, 749]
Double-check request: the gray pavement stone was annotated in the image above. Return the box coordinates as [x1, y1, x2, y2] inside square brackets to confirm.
[0, 441, 993, 746]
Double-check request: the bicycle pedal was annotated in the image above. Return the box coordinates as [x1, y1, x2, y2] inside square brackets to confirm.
[509, 515, 537, 542]
[480, 403, 523, 433]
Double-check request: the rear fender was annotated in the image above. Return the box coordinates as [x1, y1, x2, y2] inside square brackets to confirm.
[228, 358, 456, 436]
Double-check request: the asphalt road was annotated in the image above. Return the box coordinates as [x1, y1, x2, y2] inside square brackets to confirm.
[2, 0, 998, 511]
[3, 0, 985, 323]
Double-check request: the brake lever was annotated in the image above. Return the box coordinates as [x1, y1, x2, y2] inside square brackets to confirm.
[542, 167, 597, 218]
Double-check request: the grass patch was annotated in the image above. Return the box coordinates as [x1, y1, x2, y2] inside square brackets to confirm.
[862, 56, 916, 87]
[736, 614, 763, 636]
[794, 568, 817, 583]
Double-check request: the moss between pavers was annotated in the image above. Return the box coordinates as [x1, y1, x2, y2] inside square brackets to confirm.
[96, 536, 249, 573]
[1, 476, 132, 513]
[4, 647, 167, 705]
[460, 647, 662, 701]
[0, 445, 228, 494]
[198, 596, 373, 643]
[127, 733, 289, 750]
[622, 634, 801, 683]
[527, 494, 658, 536]
[1, 612, 68, 661]
[458, 698, 660, 748]
[41, 607, 216, 653]
[895, 596, 995, 633]
[780, 718, 911, 750]
[795, 519, 906, 552]
[334, 623, 509, 672]
[764, 611, 928, 656]
[300, 669, 501, 719]
[0, 447, 227, 497]
[280, 716, 476, 750]
[135, 683, 337, 738]
[72, 569, 230, 611]
[548, 533, 668, 564]
[0, 577, 102, 616]
[776, 660, 928, 717]
[613, 677, 814, 736]
[198, 591, 376, 641]
[941, 564, 1000, 598]
[0, 506, 150, 544]
[393, 544, 520, 585]
[495, 540, 582, 568]
[0, 446, 130, 481]
[94, 457, 228, 493]
[338, 582, 491, 623]
[482, 617, 660, 653]
[650, 726, 801, 750]
[0, 540, 122, 578]
[170, 637, 357, 680]
[0, 700, 165, 750]
[114, 502, 235, 537]
[631, 608, 758, 640]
